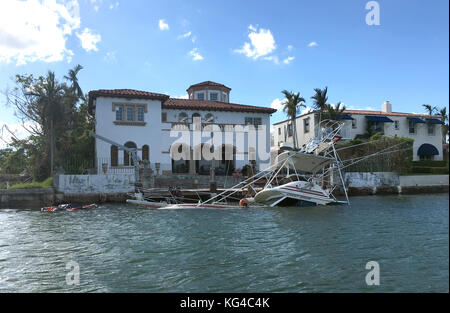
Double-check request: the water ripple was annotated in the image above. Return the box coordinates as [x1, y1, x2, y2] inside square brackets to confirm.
[0, 193, 448, 292]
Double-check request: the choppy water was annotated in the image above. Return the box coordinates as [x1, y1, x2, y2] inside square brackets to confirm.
[0, 194, 448, 292]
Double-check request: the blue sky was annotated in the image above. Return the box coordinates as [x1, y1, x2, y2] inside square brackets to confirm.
[0, 0, 448, 138]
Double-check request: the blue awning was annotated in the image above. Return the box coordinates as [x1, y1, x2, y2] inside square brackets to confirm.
[417, 144, 439, 156]
[340, 114, 354, 120]
[407, 117, 426, 124]
[365, 115, 394, 123]
[426, 118, 444, 125]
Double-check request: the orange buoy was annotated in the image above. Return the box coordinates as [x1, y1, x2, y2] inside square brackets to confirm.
[239, 198, 250, 208]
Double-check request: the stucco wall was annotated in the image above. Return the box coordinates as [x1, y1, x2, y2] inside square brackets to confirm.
[95, 95, 273, 173]
[345, 172, 400, 187]
[55, 174, 135, 194]
[399, 175, 449, 187]
[273, 112, 444, 161]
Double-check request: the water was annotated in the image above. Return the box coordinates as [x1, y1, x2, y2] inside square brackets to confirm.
[0, 194, 448, 293]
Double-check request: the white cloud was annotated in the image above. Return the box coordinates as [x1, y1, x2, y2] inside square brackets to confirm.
[235, 25, 294, 65]
[103, 51, 117, 63]
[0, 120, 39, 148]
[178, 32, 192, 39]
[283, 56, 295, 64]
[345, 104, 376, 111]
[263, 55, 279, 64]
[300, 106, 313, 115]
[308, 41, 318, 47]
[177, 31, 192, 39]
[159, 19, 169, 31]
[109, 1, 119, 9]
[178, 94, 189, 99]
[90, 0, 101, 11]
[235, 25, 276, 60]
[76, 27, 101, 52]
[0, 0, 81, 65]
[189, 48, 203, 61]
[270, 98, 287, 110]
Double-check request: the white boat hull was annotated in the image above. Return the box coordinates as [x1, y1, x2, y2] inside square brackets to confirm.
[127, 199, 239, 210]
[254, 181, 335, 206]
[162, 203, 240, 210]
[126, 199, 168, 209]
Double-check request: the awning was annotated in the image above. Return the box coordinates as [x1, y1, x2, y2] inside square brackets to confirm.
[417, 144, 439, 156]
[426, 118, 444, 125]
[407, 117, 426, 124]
[365, 115, 394, 123]
[340, 114, 354, 120]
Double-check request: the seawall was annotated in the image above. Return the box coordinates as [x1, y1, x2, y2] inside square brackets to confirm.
[1, 173, 448, 208]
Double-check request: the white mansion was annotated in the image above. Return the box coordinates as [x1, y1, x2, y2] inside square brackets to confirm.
[89, 81, 276, 175]
[273, 101, 445, 161]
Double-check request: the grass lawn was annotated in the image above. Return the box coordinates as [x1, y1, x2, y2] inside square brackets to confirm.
[8, 177, 53, 190]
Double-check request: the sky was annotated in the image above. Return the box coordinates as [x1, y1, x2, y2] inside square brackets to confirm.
[0, 0, 449, 144]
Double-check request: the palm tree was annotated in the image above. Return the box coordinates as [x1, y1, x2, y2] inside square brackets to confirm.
[64, 64, 84, 99]
[325, 101, 346, 121]
[439, 107, 448, 144]
[422, 104, 437, 115]
[64, 65, 84, 129]
[281, 90, 306, 149]
[311, 87, 329, 124]
[37, 71, 65, 176]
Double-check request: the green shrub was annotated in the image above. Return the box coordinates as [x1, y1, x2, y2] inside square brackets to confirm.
[8, 177, 53, 190]
[369, 133, 384, 141]
[412, 160, 447, 167]
[431, 167, 449, 175]
[411, 167, 433, 174]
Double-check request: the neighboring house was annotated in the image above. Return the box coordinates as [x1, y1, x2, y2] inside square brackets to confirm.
[273, 101, 445, 161]
[89, 81, 276, 175]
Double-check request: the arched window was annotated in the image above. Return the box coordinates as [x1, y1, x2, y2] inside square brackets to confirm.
[192, 113, 201, 122]
[110, 145, 118, 167]
[178, 112, 188, 123]
[124, 141, 137, 166]
[171, 143, 190, 173]
[142, 145, 149, 161]
[204, 113, 214, 123]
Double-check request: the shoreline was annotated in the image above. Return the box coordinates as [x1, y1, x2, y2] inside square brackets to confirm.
[0, 185, 448, 209]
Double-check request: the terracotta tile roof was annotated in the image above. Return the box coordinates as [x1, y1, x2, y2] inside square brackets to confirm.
[187, 81, 231, 91]
[273, 109, 442, 125]
[341, 110, 441, 118]
[163, 98, 277, 114]
[88, 89, 169, 105]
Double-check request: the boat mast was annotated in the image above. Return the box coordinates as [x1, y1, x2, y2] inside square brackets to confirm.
[332, 143, 350, 205]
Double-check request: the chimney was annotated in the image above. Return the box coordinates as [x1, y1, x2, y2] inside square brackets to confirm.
[382, 101, 392, 113]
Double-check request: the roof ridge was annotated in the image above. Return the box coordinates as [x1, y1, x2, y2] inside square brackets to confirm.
[163, 98, 276, 114]
[167, 97, 273, 108]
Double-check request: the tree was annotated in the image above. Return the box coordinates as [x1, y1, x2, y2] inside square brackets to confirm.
[64, 64, 84, 99]
[281, 90, 306, 149]
[33, 71, 65, 175]
[438, 107, 449, 144]
[423, 105, 448, 144]
[63, 64, 85, 129]
[325, 101, 346, 121]
[311, 87, 329, 124]
[422, 104, 438, 115]
[5, 66, 93, 179]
